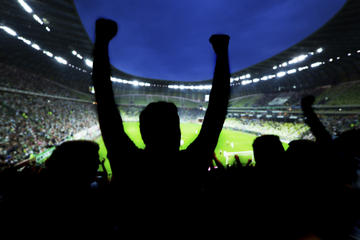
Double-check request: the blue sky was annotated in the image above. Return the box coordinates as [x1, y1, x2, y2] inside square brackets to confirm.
[74, 0, 346, 81]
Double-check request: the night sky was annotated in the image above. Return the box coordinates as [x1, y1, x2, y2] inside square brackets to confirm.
[74, 0, 346, 82]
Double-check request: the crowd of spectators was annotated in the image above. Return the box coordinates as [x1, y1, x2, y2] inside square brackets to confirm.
[0, 91, 98, 169]
[224, 118, 311, 142]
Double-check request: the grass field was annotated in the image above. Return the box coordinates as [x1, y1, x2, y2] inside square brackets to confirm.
[96, 122, 288, 178]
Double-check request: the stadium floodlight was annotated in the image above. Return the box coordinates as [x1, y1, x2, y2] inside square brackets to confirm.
[31, 43, 40, 50]
[273, 66, 277, 70]
[261, 76, 268, 81]
[241, 80, 252, 85]
[311, 62, 322, 68]
[252, 78, 259, 83]
[0, 26, 17, 36]
[281, 62, 288, 67]
[72, 50, 77, 55]
[85, 59, 93, 68]
[288, 54, 308, 65]
[287, 69, 296, 74]
[45, 27, 50, 32]
[18, 36, 31, 45]
[316, 48, 323, 53]
[309, 52, 314, 55]
[18, 0, 33, 13]
[276, 71, 286, 78]
[43, 50, 53, 57]
[298, 66, 309, 71]
[329, 58, 333, 62]
[348, 53, 352, 56]
[33, 14, 43, 25]
[357, 50, 360, 53]
[76, 54, 83, 60]
[337, 57, 340, 60]
[54, 56, 67, 65]
[246, 74, 251, 78]
[268, 74, 276, 80]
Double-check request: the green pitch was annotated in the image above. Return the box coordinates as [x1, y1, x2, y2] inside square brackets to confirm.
[96, 122, 273, 178]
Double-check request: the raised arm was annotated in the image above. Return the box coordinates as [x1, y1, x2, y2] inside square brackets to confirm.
[187, 35, 230, 165]
[301, 95, 332, 144]
[92, 19, 137, 174]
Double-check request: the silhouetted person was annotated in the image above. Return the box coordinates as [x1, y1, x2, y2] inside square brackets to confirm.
[92, 18, 230, 228]
[252, 134, 285, 169]
[42, 140, 103, 235]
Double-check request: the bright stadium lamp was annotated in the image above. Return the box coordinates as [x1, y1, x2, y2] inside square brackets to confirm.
[33, 14, 43, 25]
[31, 43, 40, 50]
[43, 51, 53, 57]
[0, 26, 17, 37]
[18, 36, 31, 45]
[311, 62, 322, 68]
[45, 27, 50, 32]
[55, 56, 67, 65]
[316, 48, 323, 53]
[287, 69, 296, 74]
[72, 50, 77, 55]
[85, 59, 93, 68]
[276, 71, 286, 78]
[252, 78, 259, 83]
[18, 0, 33, 13]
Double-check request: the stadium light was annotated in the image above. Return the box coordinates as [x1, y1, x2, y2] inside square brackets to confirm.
[252, 78, 259, 83]
[287, 69, 297, 74]
[76, 54, 83, 60]
[288, 54, 308, 64]
[273, 66, 277, 70]
[311, 62, 322, 68]
[45, 27, 50, 32]
[55, 56, 67, 65]
[31, 43, 40, 50]
[276, 71, 286, 78]
[357, 50, 360, 53]
[261, 76, 268, 81]
[316, 48, 323, 53]
[33, 14, 43, 25]
[298, 66, 309, 71]
[329, 58, 333, 62]
[18, 0, 33, 13]
[18, 36, 31, 45]
[347, 53, 352, 56]
[72, 50, 77, 55]
[0, 26, 17, 37]
[85, 59, 93, 68]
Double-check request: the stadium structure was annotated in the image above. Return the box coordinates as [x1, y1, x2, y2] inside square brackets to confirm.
[1, 0, 360, 167]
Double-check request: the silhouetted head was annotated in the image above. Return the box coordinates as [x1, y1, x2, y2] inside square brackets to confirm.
[45, 140, 100, 186]
[140, 101, 180, 153]
[252, 135, 285, 168]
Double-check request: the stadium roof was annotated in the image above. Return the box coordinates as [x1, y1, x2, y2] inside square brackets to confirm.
[0, 0, 359, 93]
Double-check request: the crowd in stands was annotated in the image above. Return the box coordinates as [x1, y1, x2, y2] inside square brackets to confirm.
[0, 91, 98, 169]
[224, 118, 311, 142]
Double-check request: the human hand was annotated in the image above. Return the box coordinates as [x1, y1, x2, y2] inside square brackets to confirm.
[95, 18, 118, 43]
[209, 34, 230, 55]
[301, 95, 315, 112]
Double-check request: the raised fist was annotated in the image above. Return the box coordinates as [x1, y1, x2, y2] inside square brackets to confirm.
[209, 34, 230, 55]
[95, 18, 118, 43]
[301, 95, 315, 111]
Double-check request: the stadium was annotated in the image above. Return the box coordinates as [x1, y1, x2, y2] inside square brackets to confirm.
[0, 0, 359, 238]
